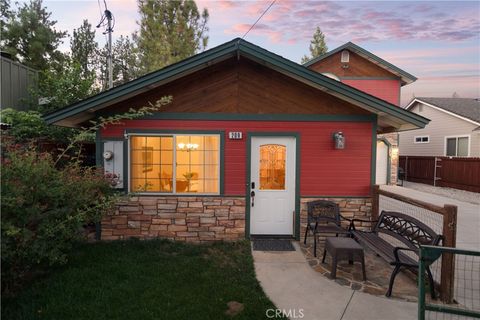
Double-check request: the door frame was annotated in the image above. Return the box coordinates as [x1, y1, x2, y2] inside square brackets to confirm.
[245, 132, 301, 240]
[376, 138, 392, 185]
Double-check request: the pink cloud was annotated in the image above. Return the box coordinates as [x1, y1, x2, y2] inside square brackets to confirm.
[218, 1, 241, 9]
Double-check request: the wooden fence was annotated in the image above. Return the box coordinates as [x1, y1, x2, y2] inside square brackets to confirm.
[399, 156, 480, 193]
[372, 185, 457, 303]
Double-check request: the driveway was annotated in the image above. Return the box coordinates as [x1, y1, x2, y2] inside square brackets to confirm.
[381, 185, 480, 250]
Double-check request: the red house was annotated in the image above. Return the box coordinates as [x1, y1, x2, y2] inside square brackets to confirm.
[45, 39, 427, 241]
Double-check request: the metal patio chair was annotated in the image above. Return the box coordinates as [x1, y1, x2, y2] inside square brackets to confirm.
[303, 200, 351, 257]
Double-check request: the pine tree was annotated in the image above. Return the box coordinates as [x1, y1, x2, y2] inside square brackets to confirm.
[301, 27, 328, 64]
[71, 20, 97, 79]
[135, 0, 209, 73]
[1, 0, 67, 71]
[113, 35, 141, 86]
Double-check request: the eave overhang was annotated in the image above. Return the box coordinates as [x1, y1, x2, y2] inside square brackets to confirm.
[44, 38, 428, 132]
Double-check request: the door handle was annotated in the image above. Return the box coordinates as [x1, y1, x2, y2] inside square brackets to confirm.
[250, 190, 255, 207]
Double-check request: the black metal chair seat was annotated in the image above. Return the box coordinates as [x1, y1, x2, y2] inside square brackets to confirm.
[303, 200, 350, 257]
[314, 224, 351, 235]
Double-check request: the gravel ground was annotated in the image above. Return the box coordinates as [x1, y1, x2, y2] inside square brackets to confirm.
[401, 181, 480, 204]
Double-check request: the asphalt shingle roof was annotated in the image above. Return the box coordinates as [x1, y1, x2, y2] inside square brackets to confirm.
[416, 97, 480, 123]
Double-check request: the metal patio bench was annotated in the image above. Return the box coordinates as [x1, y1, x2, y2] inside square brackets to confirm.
[350, 210, 443, 298]
[303, 200, 351, 257]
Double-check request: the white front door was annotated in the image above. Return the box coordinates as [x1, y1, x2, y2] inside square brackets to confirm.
[250, 136, 296, 235]
[376, 140, 389, 185]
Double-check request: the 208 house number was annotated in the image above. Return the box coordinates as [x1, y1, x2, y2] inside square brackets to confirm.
[229, 132, 243, 140]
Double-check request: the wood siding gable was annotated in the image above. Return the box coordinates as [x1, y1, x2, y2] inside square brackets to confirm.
[102, 58, 371, 117]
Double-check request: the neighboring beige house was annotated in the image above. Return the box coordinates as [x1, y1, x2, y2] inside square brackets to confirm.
[400, 97, 480, 157]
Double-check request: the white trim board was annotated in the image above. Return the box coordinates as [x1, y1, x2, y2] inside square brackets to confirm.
[405, 98, 480, 127]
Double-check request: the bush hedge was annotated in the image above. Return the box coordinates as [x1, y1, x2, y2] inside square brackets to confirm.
[1, 142, 117, 294]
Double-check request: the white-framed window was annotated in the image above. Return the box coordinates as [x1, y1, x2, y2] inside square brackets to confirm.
[445, 135, 470, 157]
[129, 134, 220, 194]
[414, 136, 430, 144]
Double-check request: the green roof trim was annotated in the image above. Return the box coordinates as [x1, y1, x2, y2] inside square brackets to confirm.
[303, 41, 417, 84]
[44, 38, 427, 130]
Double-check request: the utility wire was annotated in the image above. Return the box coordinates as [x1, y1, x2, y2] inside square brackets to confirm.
[97, 0, 103, 18]
[242, 0, 276, 39]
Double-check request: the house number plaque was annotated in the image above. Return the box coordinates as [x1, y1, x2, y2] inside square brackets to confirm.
[228, 132, 243, 140]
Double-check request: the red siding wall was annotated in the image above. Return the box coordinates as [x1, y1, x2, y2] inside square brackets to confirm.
[342, 79, 400, 106]
[102, 119, 373, 197]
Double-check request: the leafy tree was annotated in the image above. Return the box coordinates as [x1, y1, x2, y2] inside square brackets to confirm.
[34, 57, 96, 114]
[71, 19, 97, 79]
[135, 0, 209, 73]
[0, 0, 67, 71]
[301, 27, 328, 64]
[0, 0, 12, 36]
[0, 108, 74, 143]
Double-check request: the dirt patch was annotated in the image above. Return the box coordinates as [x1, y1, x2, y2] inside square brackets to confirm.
[225, 301, 244, 316]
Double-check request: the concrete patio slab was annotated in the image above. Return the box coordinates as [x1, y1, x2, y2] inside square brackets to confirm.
[343, 291, 417, 320]
[253, 242, 417, 320]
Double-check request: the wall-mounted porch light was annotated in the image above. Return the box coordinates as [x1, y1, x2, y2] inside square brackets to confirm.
[333, 132, 345, 149]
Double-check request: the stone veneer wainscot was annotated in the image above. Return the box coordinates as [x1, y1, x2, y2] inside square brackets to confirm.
[101, 197, 246, 242]
[102, 196, 372, 241]
[300, 197, 373, 237]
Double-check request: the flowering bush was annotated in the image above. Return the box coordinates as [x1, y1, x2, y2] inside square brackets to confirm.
[1, 143, 117, 293]
[1, 97, 172, 294]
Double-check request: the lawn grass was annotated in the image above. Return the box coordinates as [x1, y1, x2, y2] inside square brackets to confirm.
[2, 239, 279, 320]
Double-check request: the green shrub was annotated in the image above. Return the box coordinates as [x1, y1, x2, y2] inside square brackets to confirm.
[0, 108, 75, 143]
[1, 143, 117, 294]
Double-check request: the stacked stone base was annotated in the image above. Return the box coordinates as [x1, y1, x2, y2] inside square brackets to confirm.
[300, 197, 373, 238]
[102, 196, 371, 242]
[101, 196, 246, 242]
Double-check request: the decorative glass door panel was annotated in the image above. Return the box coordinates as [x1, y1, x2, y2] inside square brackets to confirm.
[259, 144, 286, 190]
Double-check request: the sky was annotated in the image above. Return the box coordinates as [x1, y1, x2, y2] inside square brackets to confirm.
[39, 0, 480, 106]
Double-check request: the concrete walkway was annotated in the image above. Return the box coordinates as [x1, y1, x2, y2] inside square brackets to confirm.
[381, 185, 480, 250]
[253, 242, 417, 320]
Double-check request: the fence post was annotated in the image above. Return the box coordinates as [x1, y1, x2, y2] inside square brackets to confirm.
[372, 185, 380, 222]
[440, 204, 457, 303]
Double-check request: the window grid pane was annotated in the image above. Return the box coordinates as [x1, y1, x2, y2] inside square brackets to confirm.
[130, 136, 174, 192]
[457, 137, 468, 156]
[446, 138, 457, 156]
[131, 135, 219, 193]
